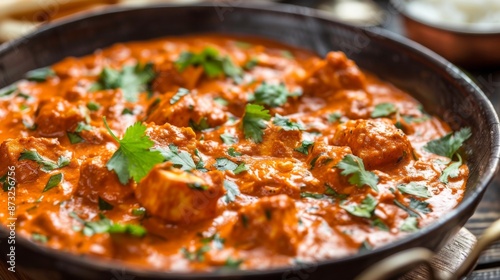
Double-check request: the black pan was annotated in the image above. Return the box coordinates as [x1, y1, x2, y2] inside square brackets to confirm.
[0, 3, 499, 280]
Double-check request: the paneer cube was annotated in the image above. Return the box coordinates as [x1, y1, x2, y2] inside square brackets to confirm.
[332, 119, 413, 169]
[301, 51, 366, 98]
[146, 94, 227, 129]
[230, 194, 300, 255]
[0, 137, 70, 183]
[135, 163, 224, 224]
[76, 154, 133, 204]
[35, 97, 86, 137]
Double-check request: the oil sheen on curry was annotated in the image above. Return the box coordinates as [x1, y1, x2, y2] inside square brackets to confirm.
[0, 35, 471, 271]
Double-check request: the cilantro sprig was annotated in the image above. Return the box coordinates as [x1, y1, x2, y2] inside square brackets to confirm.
[336, 154, 379, 192]
[242, 104, 271, 143]
[91, 63, 155, 102]
[104, 118, 163, 185]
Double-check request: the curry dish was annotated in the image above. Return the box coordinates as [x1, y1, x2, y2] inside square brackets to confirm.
[0, 35, 470, 271]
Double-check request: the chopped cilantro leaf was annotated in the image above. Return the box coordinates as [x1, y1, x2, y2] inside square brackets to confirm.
[224, 257, 243, 268]
[75, 121, 93, 133]
[108, 223, 147, 237]
[233, 163, 248, 174]
[122, 108, 134, 115]
[253, 82, 291, 108]
[402, 115, 429, 124]
[234, 41, 252, 49]
[132, 207, 146, 216]
[26, 67, 56, 82]
[220, 133, 238, 145]
[400, 217, 419, 232]
[91, 63, 155, 102]
[104, 118, 163, 185]
[214, 96, 229, 106]
[181, 245, 211, 262]
[394, 199, 419, 218]
[227, 147, 242, 157]
[214, 157, 239, 171]
[200, 233, 225, 250]
[328, 112, 342, 123]
[244, 58, 258, 70]
[32, 233, 48, 243]
[0, 174, 7, 192]
[294, 140, 314, 155]
[273, 114, 304, 131]
[70, 212, 146, 237]
[175, 47, 242, 82]
[359, 240, 373, 253]
[0, 85, 18, 97]
[281, 50, 294, 59]
[336, 154, 379, 192]
[22, 119, 37, 131]
[86, 101, 101, 111]
[157, 144, 196, 171]
[371, 103, 397, 118]
[324, 184, 349, 199]
[67, 132, 84, 144]
[170, 88, 190, 104]
[223, 180, 241, 203]
[98, 197, 114, 211]
[42, 173, 63, 192]
[194, 149, 207, 172]
[189, 117, 211, 131]
[440, 154, 463, 183]
[423, 127, 471, 159]
[372, 218, 389, 231]
[300, 192, 327, 199]
[397, 182, 431, 198]
[17, 92, 31, 100]
[188, 182, 209, 191]
[409, 197, 432, 214]
[242, 104, 271, 143]
[19, 150, 70, 172]
[341, 194, 378, 218]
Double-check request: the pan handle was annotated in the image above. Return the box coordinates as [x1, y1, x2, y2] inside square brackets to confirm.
[355, 218, 500, 280]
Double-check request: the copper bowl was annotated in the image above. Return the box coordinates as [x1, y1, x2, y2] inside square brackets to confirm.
[392, 0, 500, 68]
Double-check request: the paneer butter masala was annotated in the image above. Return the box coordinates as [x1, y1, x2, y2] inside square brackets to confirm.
[0, 35, 470, 271]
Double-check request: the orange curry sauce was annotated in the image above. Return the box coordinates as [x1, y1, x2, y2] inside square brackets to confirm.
[0, 35, 467, 271]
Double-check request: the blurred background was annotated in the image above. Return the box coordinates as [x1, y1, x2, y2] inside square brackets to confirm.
[1, 0, 499, 278]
